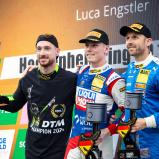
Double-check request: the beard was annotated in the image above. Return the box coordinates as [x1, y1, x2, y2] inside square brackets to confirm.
[127, 44, 143, 57]
[38, 55, 54, 67]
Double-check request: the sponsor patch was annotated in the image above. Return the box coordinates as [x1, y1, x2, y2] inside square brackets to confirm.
[135, 83, 146, 89]
[79, 80, 85, 86]
[89, 69, 102, 74]
[136, 69, 150, 84]
[92, 74, 105, 88]
[106, 72, 120, 86]
[119, 87, 125, 92]
[51, 104, 66, 118]
[86, 31, 102, 38]
[77, 88, 96, 100]
[76, 96, 95, 109]
[135, 64, 143, 68]
[91, 86, 101, 92]
[76, 88, 96, 109]
[130, 23, 143, 30]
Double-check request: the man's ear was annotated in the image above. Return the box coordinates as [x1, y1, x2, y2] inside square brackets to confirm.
[146, 38, 152, 47]
[56, 48, 60, 57]
[104, 45, 109, 55]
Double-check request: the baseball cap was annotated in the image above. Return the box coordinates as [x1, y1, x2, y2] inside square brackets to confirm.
[36, 34, 59, 48]
[79, 29, 109, 45]
[120, 23, 151, 38]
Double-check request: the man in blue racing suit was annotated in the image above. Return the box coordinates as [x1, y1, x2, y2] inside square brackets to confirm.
[120, 22, 159, 159]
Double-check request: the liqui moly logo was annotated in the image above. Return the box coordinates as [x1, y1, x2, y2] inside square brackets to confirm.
[76, 88, 96, 109]
[77, 88, 96, 100]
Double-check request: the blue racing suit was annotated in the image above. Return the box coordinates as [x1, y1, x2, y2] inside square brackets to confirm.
[123, 53, 159, 159]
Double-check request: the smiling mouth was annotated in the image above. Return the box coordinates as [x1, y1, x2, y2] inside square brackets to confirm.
[39, 56, 49, 59]
[39, 58, 49, 63]
[128, 47, 136, 50]
[40, 58, 47, 61]
[87, 54, 95, 56]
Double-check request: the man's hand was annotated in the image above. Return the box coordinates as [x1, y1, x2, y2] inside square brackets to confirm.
[109, 114, 117, 124]
[95, 128, 111, 145]
[0, 96, 9, 104]
[131, 118, 146, 133]
[21, 65, 37, 78]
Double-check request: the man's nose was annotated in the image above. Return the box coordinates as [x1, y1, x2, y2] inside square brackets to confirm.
[39, 48, 46, 55]
[86, 45, 92, 51]
[126, 38, 133, 44]
[126, 39, 133, 47]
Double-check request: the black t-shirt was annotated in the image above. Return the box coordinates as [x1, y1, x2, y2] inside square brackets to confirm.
[2, 67, 76, 159]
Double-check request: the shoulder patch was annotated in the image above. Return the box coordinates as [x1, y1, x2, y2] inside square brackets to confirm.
[106, 72, 120, 86]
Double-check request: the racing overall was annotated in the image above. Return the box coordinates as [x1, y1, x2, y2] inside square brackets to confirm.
[123, 53, 159, 159]
[65, 64, 125, 159]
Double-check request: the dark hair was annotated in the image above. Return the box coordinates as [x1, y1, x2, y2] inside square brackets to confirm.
[36, 34, 59, 48]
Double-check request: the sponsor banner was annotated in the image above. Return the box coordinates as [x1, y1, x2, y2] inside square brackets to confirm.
[1, 40, 159, 80]
[0, 54, 37, 79]
[0, 110, 18, 125]
[13, 129, 27, 159]
[0, 45, 129, 79]
[0, 130, 15, 159]
[0, 95, 18, 125]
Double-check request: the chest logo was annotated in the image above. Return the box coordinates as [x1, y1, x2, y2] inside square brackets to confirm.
[136, 69, 150, 84]
[27, 85, 33, 99]
[51, 104, 66, 118]
[92, 74, 105, 88]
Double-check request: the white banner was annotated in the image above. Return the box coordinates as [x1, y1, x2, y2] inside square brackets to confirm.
[1, 40, 159, 80]
[0, 130, 15, 159]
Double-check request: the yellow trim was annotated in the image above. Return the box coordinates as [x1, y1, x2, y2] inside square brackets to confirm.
[130, 23, 143, 29]
[55, 63, 59, 72]
[86, 31, 102, 38]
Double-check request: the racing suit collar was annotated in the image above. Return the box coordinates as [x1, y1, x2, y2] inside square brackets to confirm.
[89, 63, 110, 74]
[134, 52, 153, 68]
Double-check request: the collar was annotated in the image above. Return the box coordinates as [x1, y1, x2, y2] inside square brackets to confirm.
[38, 64, 59, 80]
[134, 52, 153, 68]
[54, 63, 59, 72]
[89, 63, 110, 74]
